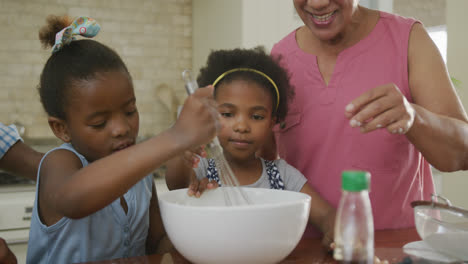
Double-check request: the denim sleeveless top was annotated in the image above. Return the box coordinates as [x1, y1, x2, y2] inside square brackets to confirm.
[27, 143, 154, 264]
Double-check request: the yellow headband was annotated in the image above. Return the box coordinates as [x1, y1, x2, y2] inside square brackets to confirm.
[212, 68, 280, 111]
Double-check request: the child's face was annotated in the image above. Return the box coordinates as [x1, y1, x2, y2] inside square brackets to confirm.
[63, 71, 139, 162]
[216, 79, 275, 162]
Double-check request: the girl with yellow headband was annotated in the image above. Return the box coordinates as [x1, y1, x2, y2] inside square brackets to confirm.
[165, 47, 336, 249]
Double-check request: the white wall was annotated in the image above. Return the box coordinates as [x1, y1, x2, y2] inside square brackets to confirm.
[241, 0, 303, 51]
[192, 0, 302, 75]
[0, 0, 194, 138]
[192, 0, 243, 76]
[441, 0, 468, 208]
[361, 0, 393, 12]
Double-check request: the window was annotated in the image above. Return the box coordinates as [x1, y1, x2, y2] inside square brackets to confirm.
[427, 25, 447, 64]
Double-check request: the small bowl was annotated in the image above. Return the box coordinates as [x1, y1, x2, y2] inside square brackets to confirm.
[411, 195, 468, 260]
[158, 187, 311, 264]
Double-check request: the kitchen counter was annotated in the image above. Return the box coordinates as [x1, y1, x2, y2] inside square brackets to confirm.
[79, 228, 435, 264]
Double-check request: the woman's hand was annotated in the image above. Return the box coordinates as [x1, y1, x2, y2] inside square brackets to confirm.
[187, 174, 218, 197]
[345, 83, 416, 135]
[0, 238, 17, 264]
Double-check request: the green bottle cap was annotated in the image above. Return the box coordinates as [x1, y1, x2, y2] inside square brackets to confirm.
[341, 170, 370, 192]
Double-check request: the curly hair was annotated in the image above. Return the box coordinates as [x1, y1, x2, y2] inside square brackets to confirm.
[197, 47, 294, 123]
[38, 15, 131, 120]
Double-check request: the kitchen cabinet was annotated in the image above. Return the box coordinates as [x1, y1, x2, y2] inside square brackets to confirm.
[0, 186, 35, 264]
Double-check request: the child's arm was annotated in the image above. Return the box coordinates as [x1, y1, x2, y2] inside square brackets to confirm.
[300, 184, 336, 248]
[279, 159, 336, 247]
[165, 151, 196, 190]
[146, 182, 172, 254]
[165, 145, 208, 190]
[166, 147, 218, 196]
[39, 87, 217, 221]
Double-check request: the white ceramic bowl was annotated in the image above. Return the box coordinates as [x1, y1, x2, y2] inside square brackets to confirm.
[158, 187, 311, 264]
[413, 201, 468, 260]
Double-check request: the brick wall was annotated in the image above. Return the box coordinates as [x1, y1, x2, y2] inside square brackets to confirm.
[0, 0, 191, 139]
[393, 0, 446, 27]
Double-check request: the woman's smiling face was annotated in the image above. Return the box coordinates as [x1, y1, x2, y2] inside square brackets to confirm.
[293, 0, 359, 41]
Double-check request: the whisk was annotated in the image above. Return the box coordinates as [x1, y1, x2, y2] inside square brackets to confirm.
[182, 69, 252, 206]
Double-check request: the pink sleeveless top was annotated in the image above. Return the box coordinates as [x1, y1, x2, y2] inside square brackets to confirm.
[271, 12, 434, 237]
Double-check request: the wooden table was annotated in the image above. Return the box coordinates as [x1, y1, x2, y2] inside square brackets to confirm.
[83, 228, 426, 264]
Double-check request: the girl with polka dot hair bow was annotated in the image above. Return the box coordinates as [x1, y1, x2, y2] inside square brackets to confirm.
[27, 15, 218, 263]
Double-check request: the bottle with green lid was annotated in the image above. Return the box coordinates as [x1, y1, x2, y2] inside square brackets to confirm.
[333, 171, 374, 264]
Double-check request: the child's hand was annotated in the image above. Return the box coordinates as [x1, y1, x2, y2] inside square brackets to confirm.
[328, 243, 389, 264]
[374, 256, 389, 264]
[187, 174, 218, 197]
[172, 86, 218, 150]
[321, 208, 336, 252]
[182, 145, 207, 168]
[322, 229, 334, 253]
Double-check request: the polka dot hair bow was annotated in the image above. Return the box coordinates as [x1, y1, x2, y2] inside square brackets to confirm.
[52, 16, 101, 53]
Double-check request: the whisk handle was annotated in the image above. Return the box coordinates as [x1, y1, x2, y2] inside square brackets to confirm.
[182, 69, 199, 95]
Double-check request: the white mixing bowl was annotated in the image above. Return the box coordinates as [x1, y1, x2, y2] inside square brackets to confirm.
[158, 187, 311, 264]
[412, 198, 468, 261]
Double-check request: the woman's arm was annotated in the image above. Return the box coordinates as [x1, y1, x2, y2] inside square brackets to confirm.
[0, 141, 43, 181]
[345, 23, 468, 172]
[0, 237, 17, 264]
[405, 23, 468, 171]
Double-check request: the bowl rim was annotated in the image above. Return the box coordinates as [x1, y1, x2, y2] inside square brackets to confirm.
[412, 200, 468, 217]
[158, 187, 312, 211]
[412, 200, 468, 232]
